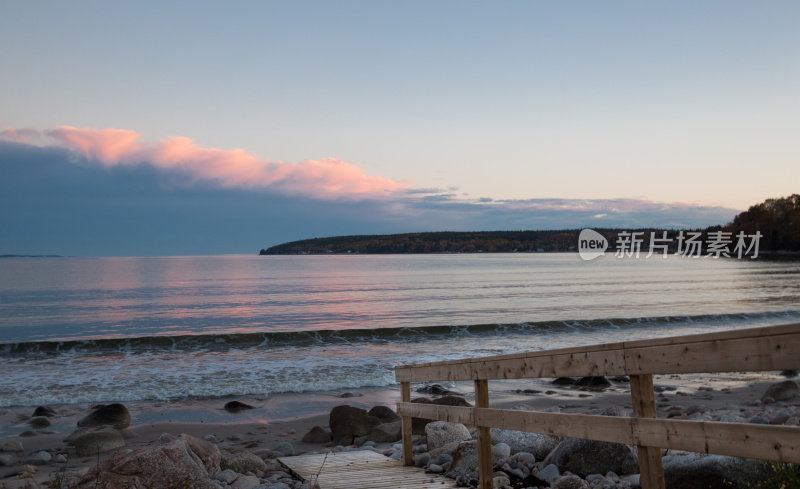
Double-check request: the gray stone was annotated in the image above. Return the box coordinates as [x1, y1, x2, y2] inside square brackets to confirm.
[368, 405, 401, 423]
[77, 403, 131, 429]
[448, 440, 512, 474]
[23, 450, 52, 465]
[1, 440, 24, 453]
[203, 434, 218, 443]
[552, 474, 590, 489]
[302, 426, 332, 444]
[425, 421, 472, 451]
[663, 453, 766, 489]
[428, 463, 444, 473]
[544, 438, 638, 478]
[329, 405, 381, 444]
[74, 428, 125, 457]
[762, 380, 799, 402]
[33, 406, 56, 417]
[493, 442, 511, 459]
[214, 469, 239, 484]
[64, 428, 89, 445]
[265, 484, 291, 489]
[536, 463, 561, 484]
[368, 421, 401, 442]
[0, 453, 17, 466]
[414, 452, 430, 467]
[29, 416, 51, 428]
[492, 475, 510, 488]
[231, 475, 261, 489]
[491, 428, 560, 459]
[271, 441, 294, 456]
[221, 451, 268, 474]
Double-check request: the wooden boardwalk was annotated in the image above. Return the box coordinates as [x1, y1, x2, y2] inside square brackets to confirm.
[279, 450, 458, 489]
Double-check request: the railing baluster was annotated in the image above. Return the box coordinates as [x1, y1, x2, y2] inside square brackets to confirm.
[401, 381, 413, 466]
[474, 379, 492, 489]
[630, 374, 665, 489]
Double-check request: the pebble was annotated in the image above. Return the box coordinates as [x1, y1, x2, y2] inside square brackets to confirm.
[1, 440, 24, 453]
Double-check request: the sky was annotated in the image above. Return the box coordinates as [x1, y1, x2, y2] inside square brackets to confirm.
[1, 1, 798, 255]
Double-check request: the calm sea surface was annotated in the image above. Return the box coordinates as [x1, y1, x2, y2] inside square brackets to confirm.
[1, 254, 798, 406]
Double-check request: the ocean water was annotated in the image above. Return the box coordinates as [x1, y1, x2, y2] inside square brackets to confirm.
[1, 254, 799, 407]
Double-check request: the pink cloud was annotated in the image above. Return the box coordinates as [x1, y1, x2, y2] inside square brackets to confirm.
[9, 126, 406, 200]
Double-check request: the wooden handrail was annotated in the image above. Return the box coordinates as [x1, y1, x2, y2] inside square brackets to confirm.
[394, 323, 800, 489]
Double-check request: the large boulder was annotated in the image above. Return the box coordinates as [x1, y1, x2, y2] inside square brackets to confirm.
[663, 453, 766, 489]
[368, 405, 401, 423]
[425, 421, 472, 452]
[77, 434, 220, 489]
[329, 405, 381, 444]
[410, 396, 472, 434]
[490, 428, 560, 459]
[302, 426, 332, 443]
[543, 438, 638, 478]
[368, 421, 402, 442]
[762, 380, 799, 402]
[74, 428, 126, 457]
[78, 403, 131, 429]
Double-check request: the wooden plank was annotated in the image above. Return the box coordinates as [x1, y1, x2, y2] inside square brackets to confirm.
[474, 379, 492, 489]
[395, 324, 800, 381]
[625, 334, 800, 374]
[630, 374, 665, 489]
[475, 409, 635, 444]
[635, 419, 800, 464]
[396, 403, 475, 425]
[400, 381, 413, 466]
[280, 451, 459, 489]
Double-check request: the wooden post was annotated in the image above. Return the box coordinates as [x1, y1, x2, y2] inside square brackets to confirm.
[401, 381, 413, 466]
[630, 374, 665, 489]
[474, 379, 492, 489]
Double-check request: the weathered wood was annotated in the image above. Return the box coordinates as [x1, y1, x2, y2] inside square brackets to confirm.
[474, 409, 634, 444]
[400, 381, 413, 466]
[630, 374, 665, 489]
[279, 451, 459, 489]
[396, 402, 475, 425]
[474, 379, 492, 489]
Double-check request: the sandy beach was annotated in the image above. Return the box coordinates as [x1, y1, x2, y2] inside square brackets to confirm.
[1, 371, 796, 488]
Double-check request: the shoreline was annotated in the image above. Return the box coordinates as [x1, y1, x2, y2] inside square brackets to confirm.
[1, 371, 795, 487]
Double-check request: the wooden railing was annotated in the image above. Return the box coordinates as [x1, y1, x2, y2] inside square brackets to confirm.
[395, 323, 800, 489]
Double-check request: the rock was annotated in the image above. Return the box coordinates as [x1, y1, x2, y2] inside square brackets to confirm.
[663, 453, 765, 489]
[329, 405, 381, 444]
[425, 421, 472, 451]
[536, 463, 561, 484]
[492, 475, 510, 488]
[368, 421, 402, 442]
[544, 438, 638, 478]
[493, 442, 511, 459]
[1, 440, 24, 452]
[552, 474, 590, 489]
[221, 451, 268, 473]
[74, 428, 126, 457]
[231, 475, 261, 489]
[0, 453, 16, 466]
[54, 454, 67, 463]
[32, 406, 56, 417]
[203, 434, 218, 443]
[76, 434, 220, 489]
[23, 450, 52, 465]
[490, 428, 560, 459]
[749, 415, 769, 424]
[552, 377, 576, 385]
[448, 440, 511, 474]
[338, 391, 363, 398]
[368, 405, 401, 423]
[428, 463, 444, 473]
[414, 452, 430, 467]
[302, 426, 332, 443]
[271, 441, 294, 456]
[609, 376, 630, 383]
[214, 469, 239, 484]
[63, 428, 89, 445]
[77, 403, 131, 429]
[575, 376, 611, 389]
[159, 432, 178, 444]
[762, 380, 799, 402]
[780, 370, 798, 378]
[224, 400, 255, 413]
[416, 384, 459, 395]
[410, 396, 472, 434]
